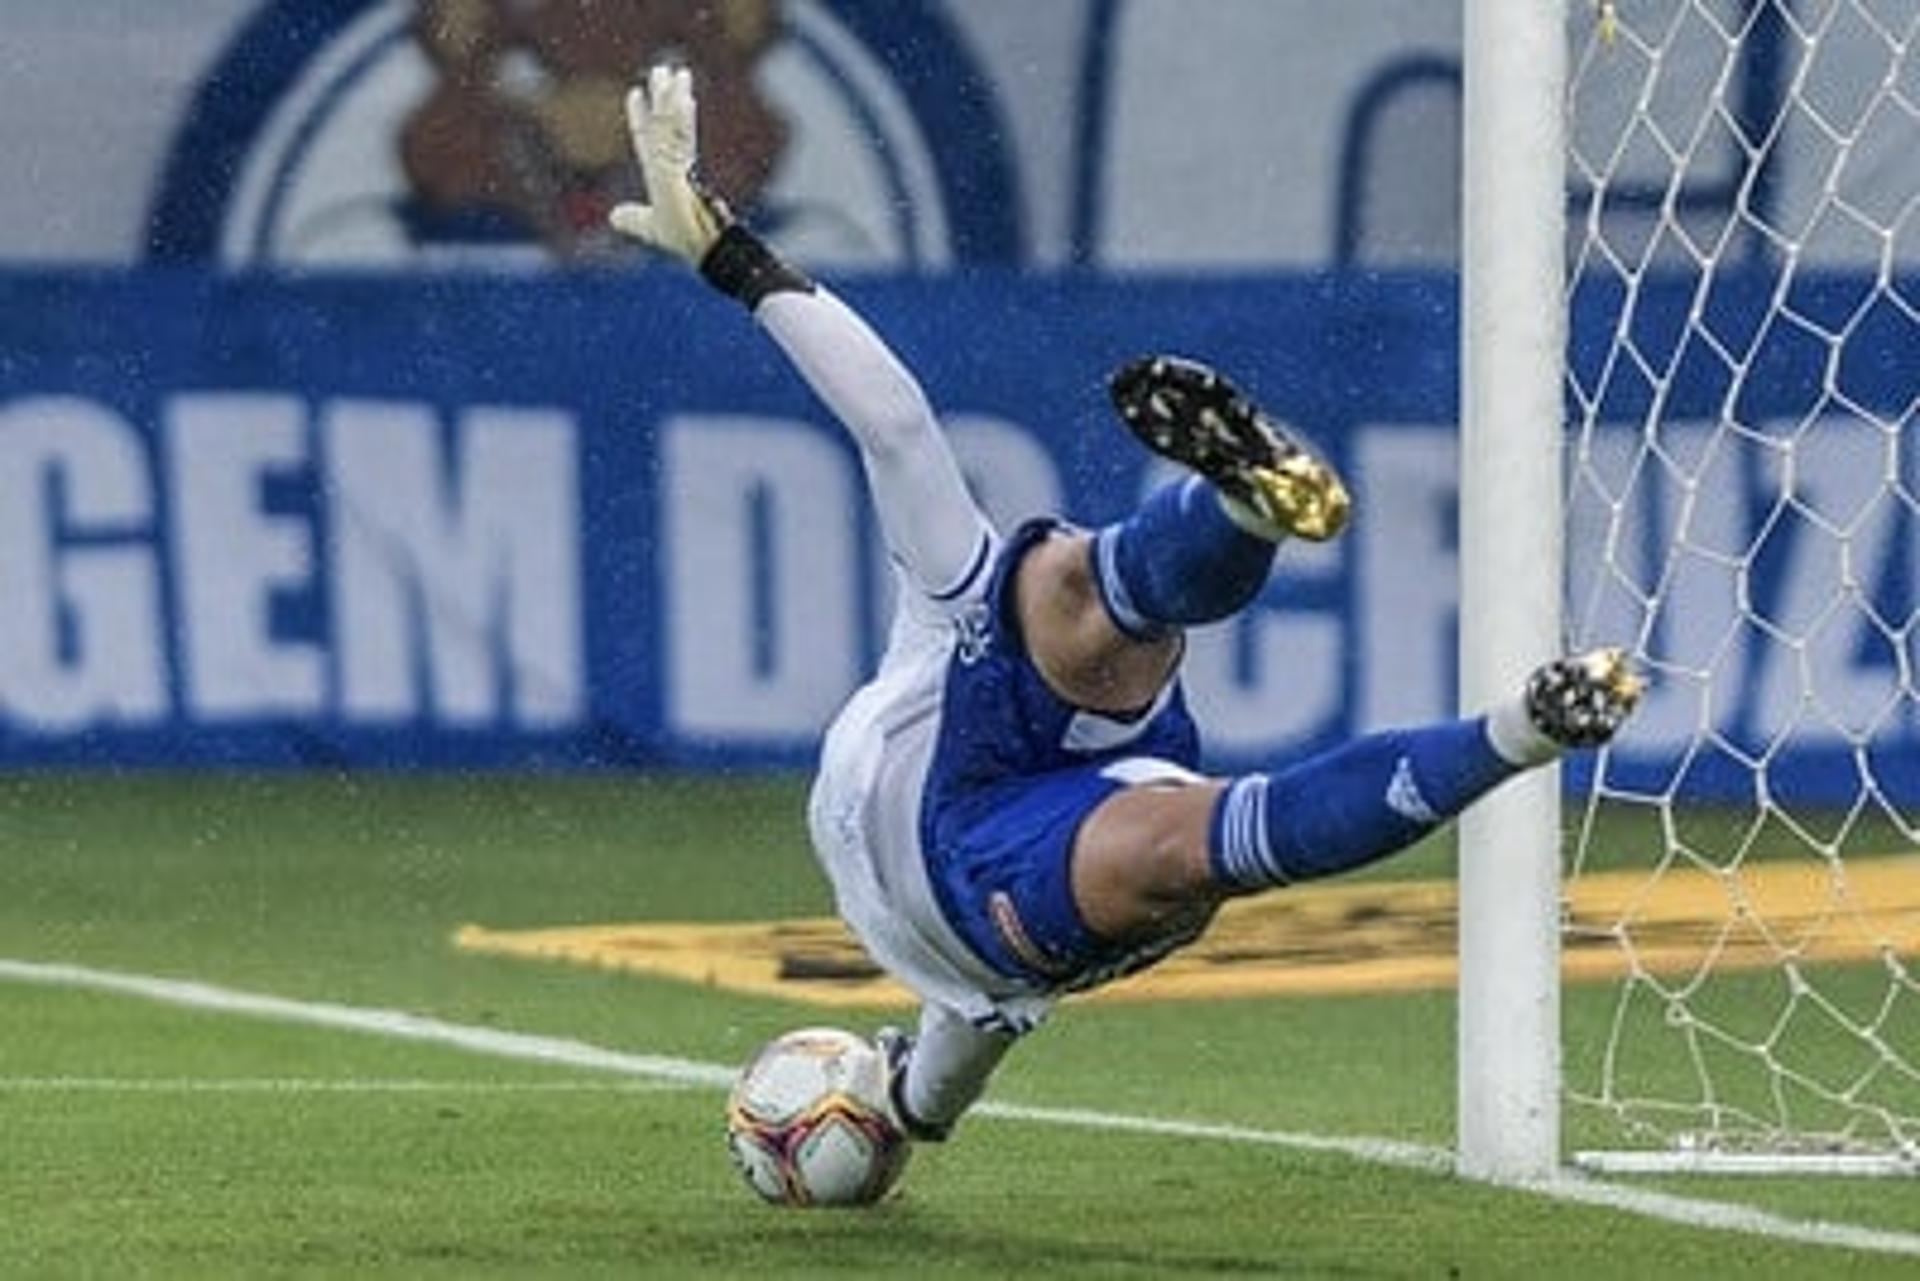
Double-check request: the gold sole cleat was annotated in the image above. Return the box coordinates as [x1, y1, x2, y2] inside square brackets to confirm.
[1243, 452, 1351, 542]
[1110, 355, 1351, 542]
[1526, 646, 1644, 748]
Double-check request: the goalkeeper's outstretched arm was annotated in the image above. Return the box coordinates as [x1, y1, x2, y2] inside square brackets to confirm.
[609, 64, 992, 600]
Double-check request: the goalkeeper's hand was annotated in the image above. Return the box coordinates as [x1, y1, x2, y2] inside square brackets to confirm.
[608, 64, 729, 265]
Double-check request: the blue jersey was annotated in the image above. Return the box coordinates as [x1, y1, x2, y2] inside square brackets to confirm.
[918, 519, 1203, 988]
[923, 518, 1200, 812]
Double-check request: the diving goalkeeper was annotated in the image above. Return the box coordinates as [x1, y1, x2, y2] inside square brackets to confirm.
[610, 66, 1640, 1142]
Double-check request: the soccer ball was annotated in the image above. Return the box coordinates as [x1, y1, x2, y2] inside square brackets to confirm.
[725, 1026, 910, 1207]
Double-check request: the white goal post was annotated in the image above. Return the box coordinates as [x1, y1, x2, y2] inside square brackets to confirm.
[1461, 0, 1920, 1180]
[1458, 0, 1570, 1184]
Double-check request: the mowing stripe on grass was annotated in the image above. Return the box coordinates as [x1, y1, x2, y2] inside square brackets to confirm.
[4, 956, 1918, 1260]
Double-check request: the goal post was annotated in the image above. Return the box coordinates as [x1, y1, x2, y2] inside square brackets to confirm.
[1462, 0, 1920, 1178]
[1457, 0, 1570, 1184]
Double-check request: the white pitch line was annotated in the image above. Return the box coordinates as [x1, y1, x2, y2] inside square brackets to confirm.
[978, 1101, 1453, 1174]
[4, 956, 1918, 1260]
[0, 958, 734, 1087]
[0, 1077, 698, 1094]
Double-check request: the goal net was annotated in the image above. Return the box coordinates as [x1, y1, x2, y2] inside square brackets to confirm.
[1562, 0, 1920, 1172]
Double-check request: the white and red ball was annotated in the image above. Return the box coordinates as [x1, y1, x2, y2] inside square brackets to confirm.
[725, 1027, 910, 1207]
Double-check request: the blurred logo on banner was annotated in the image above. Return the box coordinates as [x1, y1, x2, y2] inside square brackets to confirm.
[147, 0, 1021, 270]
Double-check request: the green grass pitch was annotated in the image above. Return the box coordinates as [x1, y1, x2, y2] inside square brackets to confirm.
[0, 771, 1914, 1278]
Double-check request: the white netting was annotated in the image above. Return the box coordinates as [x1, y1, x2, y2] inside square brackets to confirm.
[1564, 0, 1920, 1163]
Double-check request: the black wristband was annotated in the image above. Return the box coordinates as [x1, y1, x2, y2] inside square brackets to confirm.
[697, 224, 815, 307]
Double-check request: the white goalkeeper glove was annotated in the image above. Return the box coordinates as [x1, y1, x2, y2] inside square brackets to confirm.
[608, 64, 729, 265]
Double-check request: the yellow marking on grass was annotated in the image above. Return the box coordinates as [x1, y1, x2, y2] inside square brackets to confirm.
[455, 857, 1920, 1007]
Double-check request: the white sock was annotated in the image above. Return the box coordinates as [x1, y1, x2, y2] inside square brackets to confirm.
[1485, 692, 1562, 768]
[903, 1003, 1014, 1131]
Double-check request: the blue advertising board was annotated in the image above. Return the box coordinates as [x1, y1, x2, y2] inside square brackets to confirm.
[0, 268, 1913, 805]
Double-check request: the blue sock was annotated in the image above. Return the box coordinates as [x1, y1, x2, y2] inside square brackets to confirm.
[1208, 717, 1522, 889]
[1091, 477, 1277, 640]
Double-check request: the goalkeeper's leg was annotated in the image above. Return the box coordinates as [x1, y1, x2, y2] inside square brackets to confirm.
[1014, 356, 1350, 713]
[1070, 650, 1641, 940]
[878, 1004, 1013, 1143]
